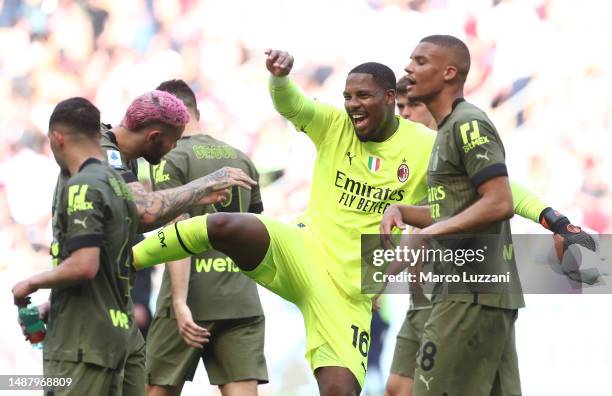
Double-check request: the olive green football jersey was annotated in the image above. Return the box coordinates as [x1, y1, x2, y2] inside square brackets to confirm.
[151, 134, 264, 320]
[427, 99, 524, 309]
[46, 159, 139, 369]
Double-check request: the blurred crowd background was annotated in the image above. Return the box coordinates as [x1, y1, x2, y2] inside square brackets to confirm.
[1, 0, 611, 395]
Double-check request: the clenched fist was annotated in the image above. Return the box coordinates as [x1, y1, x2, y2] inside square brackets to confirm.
[265, 49, 294, 77]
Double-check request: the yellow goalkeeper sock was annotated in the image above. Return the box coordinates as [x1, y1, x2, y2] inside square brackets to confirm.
[133, 215, 212, 270]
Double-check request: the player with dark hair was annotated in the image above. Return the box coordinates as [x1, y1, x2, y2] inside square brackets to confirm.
[131, 50, 436, 396]
[383, 75, 596, 396]
[145, 79, 268, 396]
[47, 97, 102, 139]
[380, 34, 591, 396]
[12, 97, 140, 395]
[397, 33, 522, 395]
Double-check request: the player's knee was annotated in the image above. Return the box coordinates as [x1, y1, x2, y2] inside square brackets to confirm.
[207, 213, 239, 240]
[219, 380, 258, 396]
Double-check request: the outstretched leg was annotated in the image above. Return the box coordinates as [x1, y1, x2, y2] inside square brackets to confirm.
[206, 213, 269, 271]
[132, 213, 270, 271]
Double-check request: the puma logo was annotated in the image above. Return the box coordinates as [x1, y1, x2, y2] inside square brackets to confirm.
[476, 150, 489, 161]
[419, 374, 434, 391]
[346, 151, 356, 165]
[73, 217, 88, 229]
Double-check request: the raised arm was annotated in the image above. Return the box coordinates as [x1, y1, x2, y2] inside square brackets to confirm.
[266, 49, 344, 146]
[129, 166, 255, 232]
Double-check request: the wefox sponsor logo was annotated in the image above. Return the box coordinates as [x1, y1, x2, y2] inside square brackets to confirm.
[195, 257, 240, 273]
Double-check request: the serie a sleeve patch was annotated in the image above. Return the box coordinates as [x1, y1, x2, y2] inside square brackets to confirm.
[107, 149, 123, 168]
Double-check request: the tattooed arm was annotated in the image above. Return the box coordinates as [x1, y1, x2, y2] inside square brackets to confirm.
[128, 166, 256, 232]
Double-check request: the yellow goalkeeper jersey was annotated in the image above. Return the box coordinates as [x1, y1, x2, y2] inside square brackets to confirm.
[270, 77, 435, 300]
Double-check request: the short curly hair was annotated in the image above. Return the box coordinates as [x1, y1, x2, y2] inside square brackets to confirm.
[349, 62, 397, 91]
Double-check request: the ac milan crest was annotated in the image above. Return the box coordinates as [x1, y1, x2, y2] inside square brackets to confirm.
[397, 163, 409, 182]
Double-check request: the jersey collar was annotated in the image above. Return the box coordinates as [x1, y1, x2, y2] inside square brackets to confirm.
[437, 98, 465, 130]
[106, 129, 118, 145]
[78, 158, 103, 173]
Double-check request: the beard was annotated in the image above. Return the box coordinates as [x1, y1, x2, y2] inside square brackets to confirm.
[143, 152, 163, 165]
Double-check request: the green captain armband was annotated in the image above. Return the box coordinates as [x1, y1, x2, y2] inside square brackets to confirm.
[132, 215, 212, 270]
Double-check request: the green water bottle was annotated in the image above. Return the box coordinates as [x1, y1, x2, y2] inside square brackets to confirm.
[18, 305, 46, 349]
